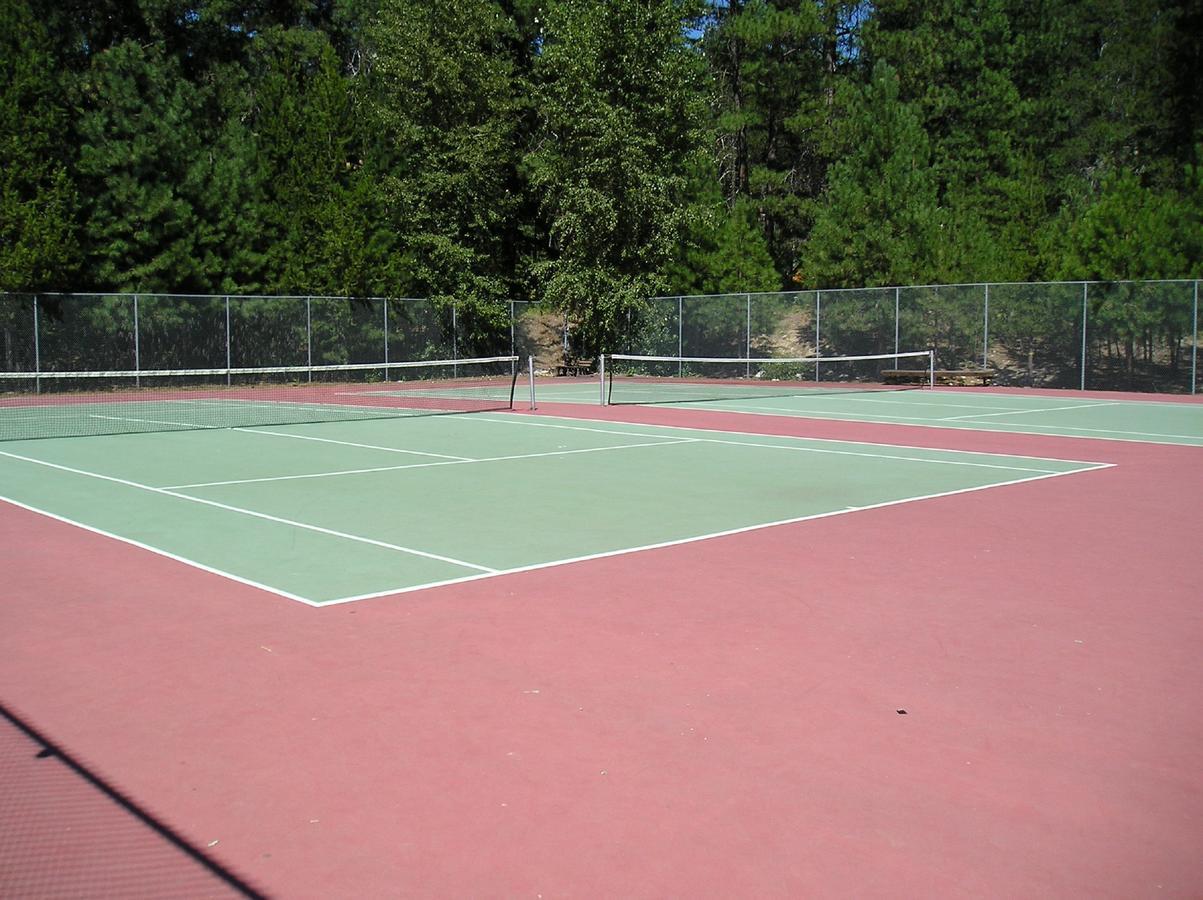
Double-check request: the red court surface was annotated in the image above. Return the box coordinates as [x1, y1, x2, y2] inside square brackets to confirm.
[2, 402, 1201, 897]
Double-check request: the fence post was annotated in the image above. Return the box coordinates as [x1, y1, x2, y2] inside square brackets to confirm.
[677, 296, 682, 377]
[452, 303, 458, 377]
[815, 291, 822, 382]
[1192, 280, 1198, 395]
[33, 295, 40, 394]
[894, 286, 900, 366]
[306, 296, 313, 382]
[983, 283, 990, 368]
[225, 296, 231, 385]
[133, 294, 141, 387]
[1080, 282, 1088, 391]
[745, 293, 751, 377]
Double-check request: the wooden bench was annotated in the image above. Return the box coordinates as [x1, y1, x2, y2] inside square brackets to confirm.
[555, 357, 594, 377]
[882, 369, 996, 386]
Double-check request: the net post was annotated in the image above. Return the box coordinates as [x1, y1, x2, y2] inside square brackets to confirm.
[599, 353, 606, 405]
[928, 349, 935, 388]
[528, 355, 536, 409]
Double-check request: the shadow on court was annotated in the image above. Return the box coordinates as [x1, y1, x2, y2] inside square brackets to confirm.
[0, 702, 264, 899]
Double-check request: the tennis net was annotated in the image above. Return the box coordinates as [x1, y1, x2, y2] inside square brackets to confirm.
[0, 356, 525, 441]
[602, 350, 934, 405]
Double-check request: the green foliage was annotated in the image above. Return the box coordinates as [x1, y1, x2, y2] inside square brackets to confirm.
[365, 0, 527, 351]
[1011, 0, 1184, 191]
[528, 0, 708, 356]
[703, 0, 831, 275]
[1057, 169, 1187, 281]
[801, 62, 940, 288]
[248, 32, 390, 296]
[1173, 145, 1203, 278]
[3, 0, 1200, 358]
[1051, 167, 1194, 376]
[0, 0, 78, 290]
[670, 161, 781, 295]
[74, 40, 210, 291]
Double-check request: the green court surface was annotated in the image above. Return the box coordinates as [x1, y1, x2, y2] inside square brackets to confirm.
[541, 381, 1203, 446]
[0, 413, 1107, 605]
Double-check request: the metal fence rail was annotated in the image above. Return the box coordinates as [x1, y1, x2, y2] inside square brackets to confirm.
[0, 294, 562, 386]
[640, 280, 1200, 394]
[2, 281, 1199, 394]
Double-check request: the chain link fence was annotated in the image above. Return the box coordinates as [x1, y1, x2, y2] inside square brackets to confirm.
[636, 280, 1200, 393]
[0, 294, 521, 378]
[2, 281, 1199, 392]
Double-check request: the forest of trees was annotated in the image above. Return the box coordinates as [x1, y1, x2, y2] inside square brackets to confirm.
[2, 0, 1201, 356]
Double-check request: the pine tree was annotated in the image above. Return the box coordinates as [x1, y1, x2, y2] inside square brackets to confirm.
[74, 40, 210, 291]
[862, 0, 1028, 282]
[703, 0, 861, 281]
[802, 61, 940, 288]
[247, 33, 386, 295]
[528, 0, 708, 356]
[0, 0, 78, 291]
[365, 0, 527, 350]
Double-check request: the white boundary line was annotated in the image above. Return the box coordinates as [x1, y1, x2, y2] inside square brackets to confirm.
[464, 411, 1113, 468]
[0, 493, 320, 606]
[166, 426, 1057, 489]
[88, 414, 222, 429]
[233, 427, 471, 460]
[163, 438, 698, 489]
[939, 401, 1119, 421]
[631, 402, 1203, 445]
[322, 463, 1114, 605]
[601, 385, 1203, 413]
[169, 413, 1092, 488]
[925, 388, 1201, 408]
[0, 448, 497, 574]
[0, 412, 1116, 607]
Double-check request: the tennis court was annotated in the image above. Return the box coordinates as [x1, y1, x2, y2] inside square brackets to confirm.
[0, 411, 1105, 604]
[3, 353, 1202, 897]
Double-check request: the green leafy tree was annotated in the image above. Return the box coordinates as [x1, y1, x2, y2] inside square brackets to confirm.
[1178, 145, 1203, 277]
[0, 0, 78, 291]
[74, 40, 210, 291]
[1010, 0, 1184, 194]
[529, 0, 707, 357]
[862, 0, 1029, 282]
[365, 0, 528, 352]
[248, 32, 392, 296]
[670, 158, 781, 295]
[1054, 168, 1190, 379]
[702, 0, 839, 277]
[802, 61, 940, 288]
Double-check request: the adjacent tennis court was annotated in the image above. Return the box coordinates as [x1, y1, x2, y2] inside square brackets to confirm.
[538, 378, 1203, 446]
